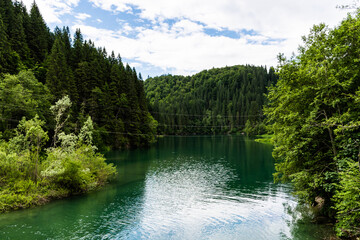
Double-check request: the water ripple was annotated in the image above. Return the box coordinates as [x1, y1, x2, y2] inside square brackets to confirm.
[0, 137, 334, 240]
[106, 156, 294, 240]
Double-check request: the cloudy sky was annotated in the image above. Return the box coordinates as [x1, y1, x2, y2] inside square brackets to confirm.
[23, 0, 353, 78]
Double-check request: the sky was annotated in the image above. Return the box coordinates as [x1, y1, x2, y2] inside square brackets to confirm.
[22, 0, 354, 78]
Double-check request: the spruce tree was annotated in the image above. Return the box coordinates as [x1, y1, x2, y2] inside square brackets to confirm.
[46, 37, 76, 101]
[71, 29, 84, 69]
[0, 13, 20, 74]
[0, 0, 16, 40]
[28, 2, 49, 64]
[12, 2, 30, 65]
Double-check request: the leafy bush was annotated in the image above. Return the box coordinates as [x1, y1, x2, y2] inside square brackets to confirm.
[0, 98, 116, 212]
[333, 160, 360, 238]
[42, 146, 116, 193]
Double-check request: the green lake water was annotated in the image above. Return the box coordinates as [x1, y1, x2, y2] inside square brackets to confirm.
[0, 136, 334, 239]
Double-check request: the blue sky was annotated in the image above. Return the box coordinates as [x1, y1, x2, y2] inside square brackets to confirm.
[23, 0, 353, 78]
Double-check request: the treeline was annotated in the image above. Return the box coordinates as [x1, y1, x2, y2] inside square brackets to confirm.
[265, 12, 360, 238]
[0, 0, 157, 150]
[145, 65, 277, 135]
[0, 0, 157, 212]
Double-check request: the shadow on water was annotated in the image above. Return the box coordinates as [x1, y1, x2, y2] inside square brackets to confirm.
[0, 136, 334, 239]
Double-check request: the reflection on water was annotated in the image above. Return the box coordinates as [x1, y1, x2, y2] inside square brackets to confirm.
[120, 157, 293, 240]
[0, 136, 334, 239]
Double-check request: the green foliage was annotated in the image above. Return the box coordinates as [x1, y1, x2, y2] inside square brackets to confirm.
[27, 2, 50, 64]
[0, 1, 155, 149]
[0, 100, 116, 212]
[50, 95, 72, 147]
[11, 115, 48, 150]
[0, 13, 20, 75]
[254, 134, 273, 145]
[78, 116, 97, 151]
[9, 115, 48, 181]
[145, 65, 277, 135]
[46, 37, 76, 100]
[43, 146, 115, 192]
[244, 119, 266, 136]
[0, 70, 52, 137]
[0, 0, 159, 213]
[333, 160, 360, 238]
[265, 11, 360, 237]
[63, 31, 156, 149]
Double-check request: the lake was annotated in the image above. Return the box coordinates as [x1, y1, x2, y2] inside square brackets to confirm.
[0, 136, 334, 239]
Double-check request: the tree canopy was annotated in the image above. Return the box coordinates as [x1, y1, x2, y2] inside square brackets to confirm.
[0, 0, 156, 149]
[265, 12, 360, 238]
[145, 65, 277, 135]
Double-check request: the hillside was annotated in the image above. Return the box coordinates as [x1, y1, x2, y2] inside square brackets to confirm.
[145, 65, 277, 135]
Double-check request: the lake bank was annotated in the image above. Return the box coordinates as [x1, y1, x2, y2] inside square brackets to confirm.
[0, 136, 335, 239]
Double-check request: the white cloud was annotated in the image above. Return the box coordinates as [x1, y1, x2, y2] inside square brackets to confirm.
[82, 0, 353, 75]
[88, 0, 351, 37]
[246, 35, 267, 43]
[172, 19, 204, 36]
[27, 0, 355, 76]
[128, 62, 143, 69]
[22, 0, 80, 24]
[75, 13, 91, 20]
[72, 21, 288, 75]
[90, 0, 131, 12]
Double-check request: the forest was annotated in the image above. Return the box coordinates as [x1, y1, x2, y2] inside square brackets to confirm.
[145, 65, 277, 135]
[0, 0, 157, 150]
[0, 0, 156, 211]
[1, 0, 360, 238]
[265, 13, 360, 238]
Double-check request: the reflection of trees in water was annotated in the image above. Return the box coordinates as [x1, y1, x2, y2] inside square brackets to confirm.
[283, 202, 336, 240]
[0, 136, 339, 239]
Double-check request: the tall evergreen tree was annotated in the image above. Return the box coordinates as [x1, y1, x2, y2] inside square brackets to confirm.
[27, 2, 49, 64]
[0, 13, 20, 74]
[46, 37, 76, 101]
[0, 0, 16, 40]
[11, 2, 30, 65]
[71, 28, 84, 68]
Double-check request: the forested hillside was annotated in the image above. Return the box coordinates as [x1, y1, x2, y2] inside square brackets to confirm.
[145, 65, 277, 135]
[0, 0, 157, 150]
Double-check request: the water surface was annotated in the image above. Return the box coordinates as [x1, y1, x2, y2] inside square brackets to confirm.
[0, 136, 333, 239]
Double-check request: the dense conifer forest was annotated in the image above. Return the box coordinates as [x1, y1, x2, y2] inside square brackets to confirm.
[0, 0, 156, 212]
[145, 65, 277, 135]
[0, 0, 157, 150]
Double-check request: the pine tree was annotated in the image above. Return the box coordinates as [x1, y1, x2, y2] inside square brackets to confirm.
[54, 26, 71, 65]
[71, 29, 84, 69]
[28, 2, 49, 64]
[0, 0, 16, 40]
[46, 37, 76, 101]
[0, 13, 20, 74]
[12, 2, 30, 65]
